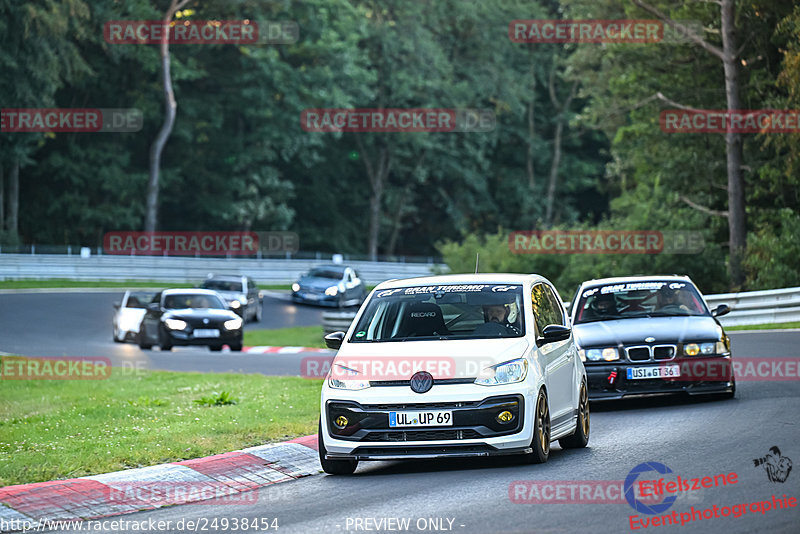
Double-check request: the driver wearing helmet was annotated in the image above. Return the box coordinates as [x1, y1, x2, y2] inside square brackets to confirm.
[589, 292, 618, 317]
[472, 294, 520, 336]
[657, 286, 689, 312]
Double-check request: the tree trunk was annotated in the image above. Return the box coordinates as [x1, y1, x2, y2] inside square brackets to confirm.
[356, 136, 393, 261]
[145, 0, 192, 232]
[545, 73, 577, 226]
[720, 0, 746, 288]
[0, 164, 4, 232]
[7, 157, 19, 234]
[386, 184, 411, 256]
[526, 57, 536, 191]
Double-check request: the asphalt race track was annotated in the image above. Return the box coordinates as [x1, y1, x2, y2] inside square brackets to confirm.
[2, 292, 800, 533]
[0, 291, 328, 375]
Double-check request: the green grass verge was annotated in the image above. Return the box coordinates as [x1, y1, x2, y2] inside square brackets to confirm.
[244, 326, 327, 349]
[0, 367, 322, 487]
[0, 279, 291, 290]
[726, 321, 800, 331]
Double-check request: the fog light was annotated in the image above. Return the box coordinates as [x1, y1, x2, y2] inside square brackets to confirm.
[496, 410, 514, 424]
[685, 343, 700, 356]
[334, 416, 348, 428]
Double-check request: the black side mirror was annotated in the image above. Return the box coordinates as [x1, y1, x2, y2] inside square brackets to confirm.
[147, 302, 161, 313]
[113, 302, 121, 309]
[324, 331, 345, 350]
[712, 304, 730, 317]
[538, 324, 571, 345]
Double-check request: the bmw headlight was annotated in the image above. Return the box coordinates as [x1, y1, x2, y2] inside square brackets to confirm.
[325, 286, 339, 297]
[327, 364, 370, 390]
[164, 319, 187, 330]
[292, 283, 300, 292]
[579, 347, 619, 362]
[475, 358, 528, 386]
[689, 341, 727, 356]
[224, 318, 243, 330]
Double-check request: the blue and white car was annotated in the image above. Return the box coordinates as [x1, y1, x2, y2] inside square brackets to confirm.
[317, 274, 589, 475]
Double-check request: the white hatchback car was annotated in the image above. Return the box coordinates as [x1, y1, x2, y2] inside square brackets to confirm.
[318, 274, 589, 475]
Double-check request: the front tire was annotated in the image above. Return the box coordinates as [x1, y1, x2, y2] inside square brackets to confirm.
[527, 390, 550, 463]
[138, 325, 153, 350]
[559, 381, 590, 449]
[158, 327, 173, 351]
[318, 420, 358, 475]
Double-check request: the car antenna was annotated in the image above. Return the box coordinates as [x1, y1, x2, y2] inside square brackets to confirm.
[474, 252, 480, 274]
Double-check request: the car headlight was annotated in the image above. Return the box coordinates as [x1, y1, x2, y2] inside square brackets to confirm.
[325, 286, 339, 296]
[580, 347, 619, 362]
[224, 318, 243, 330]
[164, 318, 187, 330]
[229, 300, 242, 309]
[474, 358, 528, 386]
[292, 283, 300, 292]
[327, 364, 370, 390]
[689, 341, 727, 356]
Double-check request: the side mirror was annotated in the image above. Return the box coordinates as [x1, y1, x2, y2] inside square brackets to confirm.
[538, 324, 571, 345]
[147, 302, 161, 313]
[712, 304, 730, 318]
[324, 331, 345, 350]
[113, 302, 121, 309]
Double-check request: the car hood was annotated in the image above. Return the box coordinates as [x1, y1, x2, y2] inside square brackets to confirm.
[334, 337, 531, 379]
[209, 290, 246, 301]
[163, 308, 239, 321]
[572, 316, 723, 347]
[299, 276, 341, 290]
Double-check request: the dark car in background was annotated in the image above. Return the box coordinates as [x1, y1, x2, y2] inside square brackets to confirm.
[291, 265, 367, 307]
[200, 274, 262, 322]
[569, 276, 734, 401]
[138, 289, 244, 351]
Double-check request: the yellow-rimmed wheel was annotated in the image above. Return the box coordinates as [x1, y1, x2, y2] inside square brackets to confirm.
[560, 380, 590, 449]
[528, 389, 550, 463]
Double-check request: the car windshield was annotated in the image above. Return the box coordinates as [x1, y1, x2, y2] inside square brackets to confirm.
[163, 294, 226, 310]
[201, 279, 242, 292]
[124, 292, 154, 309]
[350, 284, 525, 342]
[307, 268, 344, 280]
[574, 281, 708, 324]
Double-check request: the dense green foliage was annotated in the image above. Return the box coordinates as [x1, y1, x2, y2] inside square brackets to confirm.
[1, 1, 797, 290]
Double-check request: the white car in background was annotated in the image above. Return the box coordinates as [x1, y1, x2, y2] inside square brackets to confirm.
[112, 290, 155, 342]
[318, 274, 589, 475]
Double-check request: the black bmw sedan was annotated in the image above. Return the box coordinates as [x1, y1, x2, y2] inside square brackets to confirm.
[569, 276, 735, 401]
[138, 289, 244, 351]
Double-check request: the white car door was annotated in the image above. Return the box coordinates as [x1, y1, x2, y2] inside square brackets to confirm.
[532, 283, 574, 423]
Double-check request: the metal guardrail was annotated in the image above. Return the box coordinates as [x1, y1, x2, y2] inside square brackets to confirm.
[704, 286, 800, 327]
[321, 287, 800, 333]
[322, 311, 359, 335]
[0, 254, 444, 286]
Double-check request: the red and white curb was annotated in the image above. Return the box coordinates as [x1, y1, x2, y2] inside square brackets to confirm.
[242, 346, 332, 354]
[0, 435, 319, 530]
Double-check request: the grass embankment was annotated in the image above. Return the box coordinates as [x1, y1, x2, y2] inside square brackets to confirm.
[726, 321, 800, 331]
[243, 326, 327, 349]
[0, 366, 322, 487]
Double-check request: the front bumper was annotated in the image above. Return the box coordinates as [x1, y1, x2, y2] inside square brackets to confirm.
[292, 290, 340, 307]
[585, 356, 734, 400]
[164, 328, 242, 346]
[321, 387, 535, 459]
